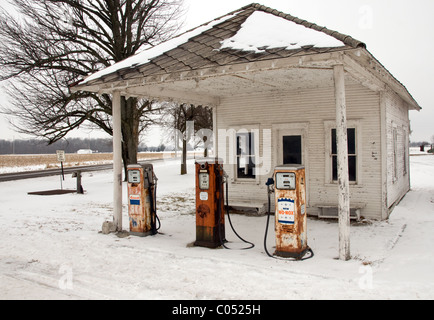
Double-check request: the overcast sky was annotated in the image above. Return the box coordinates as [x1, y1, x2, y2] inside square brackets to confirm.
[0, 0, 433, 142]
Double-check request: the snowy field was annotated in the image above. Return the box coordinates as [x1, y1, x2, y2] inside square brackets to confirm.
[0, 155, 433, 300]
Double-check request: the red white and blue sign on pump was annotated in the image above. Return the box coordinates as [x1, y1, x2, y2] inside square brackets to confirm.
[278, 198, 295, 225]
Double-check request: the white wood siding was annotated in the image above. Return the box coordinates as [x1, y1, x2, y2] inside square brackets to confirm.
[216, 81, 385, 219]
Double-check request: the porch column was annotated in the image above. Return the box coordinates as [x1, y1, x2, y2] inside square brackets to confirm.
[333, 64, 351, 261]
[112, 91, 123, 231]
[212, 106, 218, 158]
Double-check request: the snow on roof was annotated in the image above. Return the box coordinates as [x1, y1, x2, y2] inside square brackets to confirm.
[81, 11, 239, 84]
[220, 11, 344, 53]
[77, 4, 360, 87]
[71, 4, 419, 111]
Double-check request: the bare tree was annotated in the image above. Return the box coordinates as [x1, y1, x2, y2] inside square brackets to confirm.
[0, 0, 184, 174]
[166, 104, 213, 175]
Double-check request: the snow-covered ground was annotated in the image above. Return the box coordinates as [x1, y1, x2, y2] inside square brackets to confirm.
[0, 156, 433, 300]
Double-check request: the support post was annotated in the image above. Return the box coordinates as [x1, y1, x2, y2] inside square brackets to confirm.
[333, 64, 351, 261]
[212, 106, 218, 157]
[112, 91, 123, 231]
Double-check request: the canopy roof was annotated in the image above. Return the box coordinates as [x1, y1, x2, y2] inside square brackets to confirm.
[72, 3, 420, 111]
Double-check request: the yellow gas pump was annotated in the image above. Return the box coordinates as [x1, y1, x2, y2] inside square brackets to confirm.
[127, 164, 159, 237]
[265, 165, 313, 260]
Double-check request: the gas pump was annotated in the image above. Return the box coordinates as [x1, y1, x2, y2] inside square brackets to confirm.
[194, 158, 254, 250]
[127, 164, 159, 237]
[265, 165, 313, 260]
[194, 158, 226, 248]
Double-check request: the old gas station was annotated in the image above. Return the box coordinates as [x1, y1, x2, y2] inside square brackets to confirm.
[71, 4, 420, 261]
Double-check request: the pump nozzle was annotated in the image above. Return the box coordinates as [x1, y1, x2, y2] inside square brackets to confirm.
[265, 178, 274, 186]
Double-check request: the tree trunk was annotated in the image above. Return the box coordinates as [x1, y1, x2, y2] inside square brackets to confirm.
[121, 97, 139, 178]
[181, 137, 187, 175]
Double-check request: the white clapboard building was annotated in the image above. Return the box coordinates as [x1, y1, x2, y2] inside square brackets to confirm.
[72, 3, 421, 220]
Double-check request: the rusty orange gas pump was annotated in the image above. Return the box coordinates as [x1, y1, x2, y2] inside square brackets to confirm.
[265, 165, 313, 260]
[127, 164, 159, 237]
[194, 158, 226, 248]
[194, 158, 254, 250]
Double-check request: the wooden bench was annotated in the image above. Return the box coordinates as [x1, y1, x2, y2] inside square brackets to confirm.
[229, 201, 267, 215]
[315, 203, 366, 221]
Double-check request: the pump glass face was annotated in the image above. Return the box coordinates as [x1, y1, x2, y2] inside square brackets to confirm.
[199, 173, 210, 190]
[128, 170, 141, 183]
[276, 172, 296, 190]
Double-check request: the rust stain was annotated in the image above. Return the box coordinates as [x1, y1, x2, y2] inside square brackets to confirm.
[274, 167, 307, 258]
[197, 204, 210, 218]
[127, 167, 153, 235]
[194, 159, 225, 248]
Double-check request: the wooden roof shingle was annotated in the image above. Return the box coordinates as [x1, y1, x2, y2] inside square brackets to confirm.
[80, 3, 365, 85]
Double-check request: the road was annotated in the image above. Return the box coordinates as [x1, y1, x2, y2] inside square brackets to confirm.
[0, 157, 180, 182]
[0, 163, 114, 182]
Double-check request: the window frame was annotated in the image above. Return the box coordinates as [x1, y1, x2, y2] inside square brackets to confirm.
[331, 128, 357, 182]
[392, 125, 398, 182]
[236, 131, 256, 180]
[324, 120, 362, 186]
[230, 125, 261, 184]
[402, 126, 408, 177]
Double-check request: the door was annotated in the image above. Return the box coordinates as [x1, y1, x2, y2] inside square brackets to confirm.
[283, 135, 302, 165]
[277, 130, 304, 166]
[275, 123, 309, 206]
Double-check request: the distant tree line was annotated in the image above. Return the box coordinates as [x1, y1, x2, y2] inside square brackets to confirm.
[140, 144, 167, 153]
[0, 138, 113, 155]
[410, 141, 433, 147]
[0, 137, 181, 155]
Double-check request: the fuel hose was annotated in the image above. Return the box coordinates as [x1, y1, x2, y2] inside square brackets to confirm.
[217, 166, 255, 250]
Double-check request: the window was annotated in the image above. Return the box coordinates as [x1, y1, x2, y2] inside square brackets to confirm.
[324, 120, 361, 185]
[236, 132, 255, 179]
[403, 129, 408, 176]
[331, 128, 357, 182]
[393, 127, 398, 181]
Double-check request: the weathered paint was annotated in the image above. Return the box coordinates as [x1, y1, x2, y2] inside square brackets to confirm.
[113, 91, 123, 231]
[194, 158, 225, 248]
[216, 83, 384, 220]
[127, 165, 153, 236]
[274, 165, 308, 259]
[334, 64, 351, 261]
